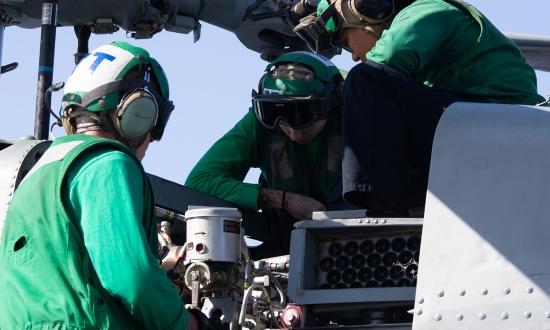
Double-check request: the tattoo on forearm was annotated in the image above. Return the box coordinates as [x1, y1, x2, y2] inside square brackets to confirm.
[258, 188, 282, 209]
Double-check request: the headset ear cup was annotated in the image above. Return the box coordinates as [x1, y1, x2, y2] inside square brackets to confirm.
[115, 90, 158, 140]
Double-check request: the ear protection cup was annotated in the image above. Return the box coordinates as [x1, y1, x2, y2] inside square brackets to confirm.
[112, 89, 158, 140]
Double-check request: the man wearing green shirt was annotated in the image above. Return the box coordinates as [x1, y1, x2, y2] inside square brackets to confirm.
[0, 42, 201, 329]
[294, 0, 545, 216]
[185, 52, 347, 257]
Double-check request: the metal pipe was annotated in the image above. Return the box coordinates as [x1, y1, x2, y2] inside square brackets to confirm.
[34, 0, 58, 140]
[238, 284, 271, 326]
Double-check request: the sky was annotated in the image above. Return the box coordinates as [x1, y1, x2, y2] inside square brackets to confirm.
[0, 0, 549, 186]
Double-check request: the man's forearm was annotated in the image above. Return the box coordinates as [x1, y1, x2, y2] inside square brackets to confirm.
[258, 188, 284, 210]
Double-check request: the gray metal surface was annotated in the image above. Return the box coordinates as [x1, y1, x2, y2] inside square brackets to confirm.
[302, 324, 411, 329]
[507, 33, 550, 72]
[289, 218, 422, 306]
[0, 139, 50, 240]
[312, 209, 367, 220]
[413, 103, 550, 329]
[295, 217, 423, 229]
[0, 0, 305, 59]
[147, 174, 232, 215]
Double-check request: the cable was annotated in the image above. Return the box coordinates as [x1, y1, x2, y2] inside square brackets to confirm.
[44, 82, 65, 127]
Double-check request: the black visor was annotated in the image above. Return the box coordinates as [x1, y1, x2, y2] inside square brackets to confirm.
[253, 95, 332, 130]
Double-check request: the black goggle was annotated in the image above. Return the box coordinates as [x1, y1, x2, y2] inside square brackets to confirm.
[252, 95, 332, 130]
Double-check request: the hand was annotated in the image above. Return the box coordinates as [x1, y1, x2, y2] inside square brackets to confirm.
[258, 188, 326, 220]
[284, 191, 326, 220]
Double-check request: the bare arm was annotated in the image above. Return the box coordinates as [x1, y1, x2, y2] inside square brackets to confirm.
[258, 188, 326, 220]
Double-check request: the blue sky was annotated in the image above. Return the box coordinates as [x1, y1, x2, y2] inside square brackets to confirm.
[0, 0, 548, 185]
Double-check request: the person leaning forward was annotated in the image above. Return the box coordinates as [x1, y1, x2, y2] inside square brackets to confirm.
[0, 42, 204, 329]
[294, 0, 545, 216]
[185, 51, 353, 258]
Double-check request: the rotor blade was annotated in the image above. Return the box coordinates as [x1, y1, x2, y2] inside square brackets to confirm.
[506, 33, 550, 72]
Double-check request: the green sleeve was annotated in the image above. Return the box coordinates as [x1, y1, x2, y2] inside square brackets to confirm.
[367, 2, 467, 76]
[68, 150, 188, 329]
[185, 110, 262, 210]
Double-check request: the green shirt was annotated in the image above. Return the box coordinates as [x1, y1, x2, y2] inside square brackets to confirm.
[367, 0, 544, 104]
[0, 135, 188, 329]
[185, 110, 341, 210]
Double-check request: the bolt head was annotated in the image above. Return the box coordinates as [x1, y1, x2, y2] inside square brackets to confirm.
[545, 311, 550, 318]
[434, 313, 442, 321]
[456, 313, 464, 321]
[438, 290, 445, 297]
[381, 219, 387, 224]
[418, 297, 424, 304]
[527, 287, 534, 294]
[373, 219, 379, 224]
[479, 313, 486, 320]
[458, 289, 466, 296]
[98, 99, 106, 108]
[416, 309, 423, 316]
[481, 288, 488, 295]
[503, 288, 511, 294]
[501, 312, 508, 320]
[524, 311, 532, 319]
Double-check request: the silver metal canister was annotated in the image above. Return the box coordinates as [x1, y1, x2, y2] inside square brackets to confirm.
[185, 207, 242, 263]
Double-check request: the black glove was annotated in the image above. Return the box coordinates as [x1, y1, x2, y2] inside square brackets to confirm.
[186, 306, 229, 330]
